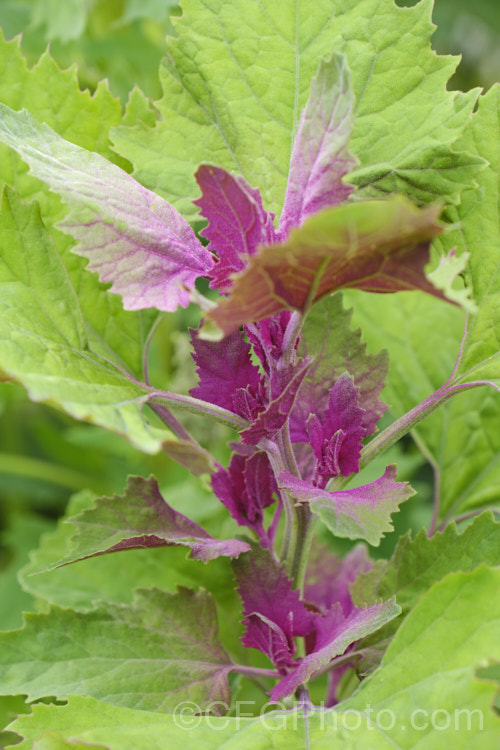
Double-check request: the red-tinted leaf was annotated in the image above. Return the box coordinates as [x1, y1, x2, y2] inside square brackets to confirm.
[209, 197, 444, 334]
[291, 294, 388, 441]
[189, 327, 262, 415]
[232, 545, 314, 671]
[279, 53, 356, 237]
[270, 597, 400, 701]
[280, 466, 415, 546]
[195, 165, 276, 292]
[240, 361, 311, 445]
[48, 476, 250, 568]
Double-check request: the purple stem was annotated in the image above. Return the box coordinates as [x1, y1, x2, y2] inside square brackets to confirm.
[149, 390, 249, 431]
[439, 506, 500, 531]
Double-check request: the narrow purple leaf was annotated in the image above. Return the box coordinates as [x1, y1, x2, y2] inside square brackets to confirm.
[241, 360, 311, 445]
[50, 475, 250, 568]
[279, 53, 357, 237]
[195, 165, 276, 292]
[245, 310, 294, 373]
[0, 105, 213, 311]
[280, 466, 415, 545]
[270, 597, 400, 701]
[190, 327, 262, 415]
[211, 452, 277, 544]
[232, 545, 314, 671]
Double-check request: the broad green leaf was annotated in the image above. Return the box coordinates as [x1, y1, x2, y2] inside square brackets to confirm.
[0, 33, 157, 377]
[18, 490, 246, 663]
[49, 475, 249, 567]
[337, 566, 500, 748]
[350, 512, 500, 665]
[0, 588, 233, 712]
[438, 86, 500, 385]
[352, 511, 500, 614]
[0, 188, 169, 453]
[8, 568, 500, 747]
[210, 197, 444, 334]
[112, 0, 481, 220]
[345, 290, 500, 517]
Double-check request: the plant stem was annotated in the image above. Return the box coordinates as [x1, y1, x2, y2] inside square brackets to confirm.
[359, 384, 458, 470]
[439, 506, 500, 531]
[149, 390, 249, 431]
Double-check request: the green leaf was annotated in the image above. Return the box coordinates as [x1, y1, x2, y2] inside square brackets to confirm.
[0, 188, 169, 453]
[112, 0, 480, 220]
[8, 569, 500, 747]
[346, 289, 500, 518]
[297, 292, 389, 437]
[352, 511, 500, 614]
[0, 587, 232, 712]
[438, 86, 500, 385]
[210, 197, 444, 334]
[18, 489, 247, 663]
[0, 33, 157, 378]
[48, 475, 249, 567]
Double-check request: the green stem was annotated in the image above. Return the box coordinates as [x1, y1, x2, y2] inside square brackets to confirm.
[149, 391, 249, 431]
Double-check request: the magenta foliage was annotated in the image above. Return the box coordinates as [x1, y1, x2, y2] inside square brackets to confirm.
[211, 451, 277, 546]
[195, 165, 276, 292]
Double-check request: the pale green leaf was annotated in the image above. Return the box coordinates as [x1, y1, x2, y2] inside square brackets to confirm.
[8, 568, 500, 748]
[441, 86, 500, 385]
[0, 188, 169, 453]
[0, 588, 232, 712]
[0, 33, 157, 377]
[112, 0, 480, 219]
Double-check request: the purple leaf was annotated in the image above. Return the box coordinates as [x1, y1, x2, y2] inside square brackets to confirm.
[0, 105, 213, 311]
[209, 197, 444, 335]
[195, 165, 276, 292]
[291, 294, 388, 441]
[245, 310, 295, 373]
[190, 327, 262, 415]
[279, 54, 357, 237]
[307, 373, 366, 482]
[241, 360, 311, 445]
[280, 466, 416, 545]
[49, 475, 250, 568]
[211, 452, 277, 545]
[232, 545, 314, 671]
[270, 596, 400, 701]
[304, 544, 372, 616]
